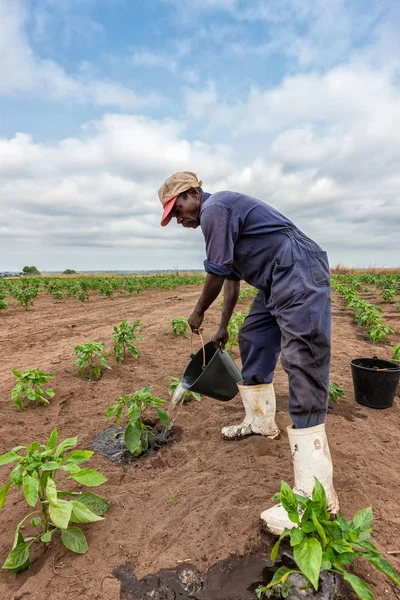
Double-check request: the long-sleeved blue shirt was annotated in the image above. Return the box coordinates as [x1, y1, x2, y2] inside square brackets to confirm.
[200, 191, 304, 291]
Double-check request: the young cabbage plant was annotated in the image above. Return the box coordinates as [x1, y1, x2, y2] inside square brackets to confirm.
[112, 320, 142, 363]
[171, 317, 189, 338]
[256, 479, 400, 600]
[106, 386, 170, 456]
[74, 341, 111, 380]
[12, 369, 55, 409]
[168, 376, 201, 403]
[0, 429, 109, 572]
[328, 381, 345, 404]
[0, 298, 7, 311]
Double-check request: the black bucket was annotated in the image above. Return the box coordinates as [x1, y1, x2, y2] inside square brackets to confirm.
[182, 341, 242, 401]
[350, 356, 400, 409]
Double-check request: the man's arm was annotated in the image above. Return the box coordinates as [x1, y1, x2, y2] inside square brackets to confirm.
[187, 273, 225, 332]
[210, 279, 240, 349]
[220, 279, 240, 328]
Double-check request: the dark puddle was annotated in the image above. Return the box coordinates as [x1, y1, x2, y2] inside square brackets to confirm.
[91, 425, 179, 465]
[114, 552, 342, 600]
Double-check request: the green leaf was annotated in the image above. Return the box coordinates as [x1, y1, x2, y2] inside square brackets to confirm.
[155, 408, 170, 429]
[362, 552, 400, 585]
[0, 481, 11, 510]
[267, 566, 299, 588]
[40, 530, 54, 543]
[321, 551, 332, 570]
[49, 499, 72, 529]
[10, 465, 23, 486]
[75, 492, 110, 516]
[45, 389, 55, 398]
[341, 571, 374, 600]
[9, 531, 30, 573]
[124, 422, 142, 455]
[41, 461, 63, 472]
[351, 507, 373, 541]
[56, 436, 78, 456]
[65, 450, 94, 464]
[60, 526, 88, 554]
[62, 462, 81, 474]
[127, 403, 140, 424]
[293, 537, 322, 590]
[23, 474, 39, 507]
[47, 428, 58, 449]
[280, 481, 300, 525]
[311, 511, 328, 548]
[2, 543, 30, 571]
[270, 529, 290, 562]
[0, 452, 18, 466]
[312, 477, 328, 511]
[331, 540, 354, 554]
[26, 388, 36, 401]
[68, 468, 107, 487]
[31, 517, 42, 527]
[290, 527, 304, 547]
[46, 478, 58, 504]
[70, 500, 104, 523]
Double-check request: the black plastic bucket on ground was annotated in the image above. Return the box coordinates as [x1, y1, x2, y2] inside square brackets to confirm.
[182, 341, 242, 401]
[350, 356, 400, 409]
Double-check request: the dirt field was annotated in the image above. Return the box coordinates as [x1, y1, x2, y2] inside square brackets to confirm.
[0, 285, 399, 600]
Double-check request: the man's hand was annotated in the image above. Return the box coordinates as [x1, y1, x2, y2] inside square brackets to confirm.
[211, 326, 229, 351]
[188, 309, 204, 333]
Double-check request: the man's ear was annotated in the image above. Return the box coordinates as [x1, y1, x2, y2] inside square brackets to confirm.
[187, 187, 198, 198]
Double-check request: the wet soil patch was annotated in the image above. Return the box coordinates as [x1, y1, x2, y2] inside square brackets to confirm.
[114, 552, 343, 600]
[328, 400, 368, 422]
[91, 425, 179, 465]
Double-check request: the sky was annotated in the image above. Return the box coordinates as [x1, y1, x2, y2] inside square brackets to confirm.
[0, 0, 399, 272]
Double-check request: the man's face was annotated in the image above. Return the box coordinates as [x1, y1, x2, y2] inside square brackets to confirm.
[171, 188, 201, 228]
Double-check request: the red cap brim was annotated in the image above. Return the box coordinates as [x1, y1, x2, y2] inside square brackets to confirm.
[161, 195, 178, 227]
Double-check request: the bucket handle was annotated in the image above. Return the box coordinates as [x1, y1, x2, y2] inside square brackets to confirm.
[190, 330, 206, 369]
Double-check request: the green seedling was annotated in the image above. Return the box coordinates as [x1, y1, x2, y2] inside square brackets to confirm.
[74, 341, 111, 380]
[392, 344, 400, 362]
[256, 580, 293, 598]
[165, 487, 178, 505]
[369, 324, 395, 344]
[0, 299, 8, 311]
[12, 369, 55, 409]
[13, 287, 38, 311]
[106, 386, 170, 456]
[168, 377, 201, 403]
[112, 320, 142, 363]
[256, 479, 400, 600]
[328, 382, 345, 404]
[382, 288, 396, 303]
[171, 317, 189, 338]
[0, 429, 109, 572]
[226, 311, 246, 353]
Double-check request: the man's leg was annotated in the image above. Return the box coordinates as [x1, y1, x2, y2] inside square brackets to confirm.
[221, 290, 282, 440]
[261, 249, 339, 533]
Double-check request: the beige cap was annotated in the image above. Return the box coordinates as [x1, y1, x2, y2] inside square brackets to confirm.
[158, 171, 203, 226]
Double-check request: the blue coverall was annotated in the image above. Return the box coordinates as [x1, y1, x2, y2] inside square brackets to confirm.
[200, 191, 331, 429]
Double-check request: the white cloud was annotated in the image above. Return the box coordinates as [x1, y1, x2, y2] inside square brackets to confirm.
[0, 0, 161, 109]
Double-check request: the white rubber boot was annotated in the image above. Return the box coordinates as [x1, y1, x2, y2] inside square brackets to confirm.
[260, 424, 339, 535]
[221, 383, 280, 440]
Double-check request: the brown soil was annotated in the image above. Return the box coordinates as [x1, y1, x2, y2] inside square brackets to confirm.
[0, 287, 399, 600]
